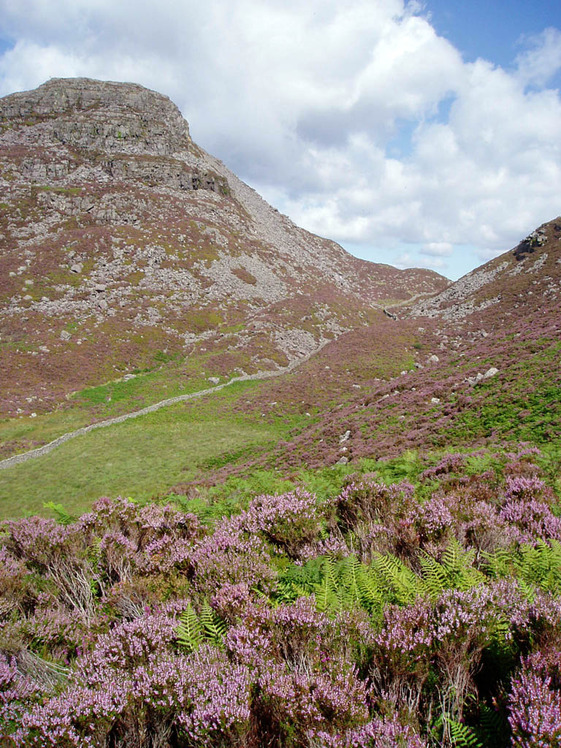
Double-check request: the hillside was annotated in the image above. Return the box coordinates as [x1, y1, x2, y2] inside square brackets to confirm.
[0, 79, 561, 748]
[180, 218, 561, 481]
[0, 78, 447, 420]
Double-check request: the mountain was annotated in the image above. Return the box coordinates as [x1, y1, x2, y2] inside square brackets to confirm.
[0, 77, 558, 518]
[0, 78, 448, 419]
[1, 81, 561, 748]
[193, 217, 561, 478]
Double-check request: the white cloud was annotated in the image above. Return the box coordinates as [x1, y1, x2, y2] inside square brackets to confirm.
[515, 27, 561, 88]
[0, 0, 559, 279]
[421, 242, 453, 257]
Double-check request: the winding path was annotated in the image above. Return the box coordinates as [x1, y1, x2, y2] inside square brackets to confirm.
[0, 341, 328, 471]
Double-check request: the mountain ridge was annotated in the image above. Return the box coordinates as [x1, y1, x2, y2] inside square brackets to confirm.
[0, 77, 448, 418]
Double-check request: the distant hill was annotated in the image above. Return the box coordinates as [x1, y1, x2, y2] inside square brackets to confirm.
[191, 218, 561, 479]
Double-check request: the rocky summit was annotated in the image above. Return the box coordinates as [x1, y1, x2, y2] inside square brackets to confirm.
[0, 78, 448, 417]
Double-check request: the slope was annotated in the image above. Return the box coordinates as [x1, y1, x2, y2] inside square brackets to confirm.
[0, 77, 448, 426]
[189, 218, 561, 478]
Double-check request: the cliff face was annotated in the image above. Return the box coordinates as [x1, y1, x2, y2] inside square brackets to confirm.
[0, 78, 192, 154]
[0, 78, 449, 416]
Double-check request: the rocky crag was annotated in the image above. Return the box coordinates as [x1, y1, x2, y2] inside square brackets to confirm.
[0, 78, 448, 417]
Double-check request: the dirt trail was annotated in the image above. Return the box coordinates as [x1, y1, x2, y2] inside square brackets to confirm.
[0, 342, 328, 471]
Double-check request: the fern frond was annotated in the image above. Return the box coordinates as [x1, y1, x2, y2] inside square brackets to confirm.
[339, 555, 362, 606]
[43, 501, 75, 526]
[370, 552, 418, 605]
[417, 541, 480, 595]
[485, 540, 561, 595]
[447, 718, 483, 748]
[441, 540, 484, 590]
[200, 600, 226, 646]
[314, 556, 339, 612]
[482, 547, 513, 579]
[273, 578, 299, 605]
[356, 565, 386, 614]
[419, 553, 449, 600]
[518, 540, 561, 593]
[176, 603, 202, 652]
[477, 702, 510, 746]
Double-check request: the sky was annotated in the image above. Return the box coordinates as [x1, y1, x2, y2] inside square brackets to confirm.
[0, 1, 560, 280]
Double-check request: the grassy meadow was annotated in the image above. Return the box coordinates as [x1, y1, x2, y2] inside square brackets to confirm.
[0, 379, 312, 519]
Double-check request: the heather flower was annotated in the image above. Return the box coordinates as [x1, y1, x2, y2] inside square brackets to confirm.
[297, 532, 351, 563]
[176, 646, 251, 744]
[188, 522, 275, 594]
[499, 500, 561, 544]
[0, 654, 41, 736]
[15, 684, 126, 747]
[226, 489, 326, 560]
[210, 582, 255, 623]
[225, 621, 274, 669]
[77, 611, 178, 684]
[509, 650, 561, 747]
[504, 476, 549, 503]
[336, 480, 416, 532]
[335, 480, 418, 558]
[20, 603, 85, 652]
[313, 714, 427, 747]
[420, 453, 466, 481]
[256, 660, 369, 743]
[1, 516, 68, 568]
[412, 494, 455, 542]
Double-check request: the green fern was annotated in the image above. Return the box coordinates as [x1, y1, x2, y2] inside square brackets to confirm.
[477, 702, 510, 747]
[484, 540, 561, 595]
[43, 501, 75, 526]
[418, 553, 449, 600]
[200, 600, 227, 646]
[447, 718, 483, 748]
[370, 552, 419, 605]
[273, 577, 301, 605]
[419, 541, 484, 600]
[176, 604, 202, 652]
[440, 541, 483, 589]
[356, 564, 386, 615]
[176, 602, 227, 652]
[314, 556, 340, 612]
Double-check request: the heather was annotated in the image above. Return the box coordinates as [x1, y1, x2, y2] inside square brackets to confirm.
[2, 447, 561, 746]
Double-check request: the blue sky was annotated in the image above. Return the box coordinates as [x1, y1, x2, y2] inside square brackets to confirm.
[427, 0, 561, 69]
[0, 0, 560, 280]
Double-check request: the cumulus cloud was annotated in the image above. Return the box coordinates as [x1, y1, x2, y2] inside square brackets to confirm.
[0, 0, 559, 279]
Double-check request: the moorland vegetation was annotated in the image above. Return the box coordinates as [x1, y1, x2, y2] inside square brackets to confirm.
[1, 446, 561, 746]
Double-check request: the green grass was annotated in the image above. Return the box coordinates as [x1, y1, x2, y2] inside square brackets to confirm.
[0, 350, 251, 459]
[0, 410, 98, 455]
[0, 403, 277, 519]
[0, 378, 313, 519]
[445, 343, 561, 445]
[70, 364, 208, 410]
